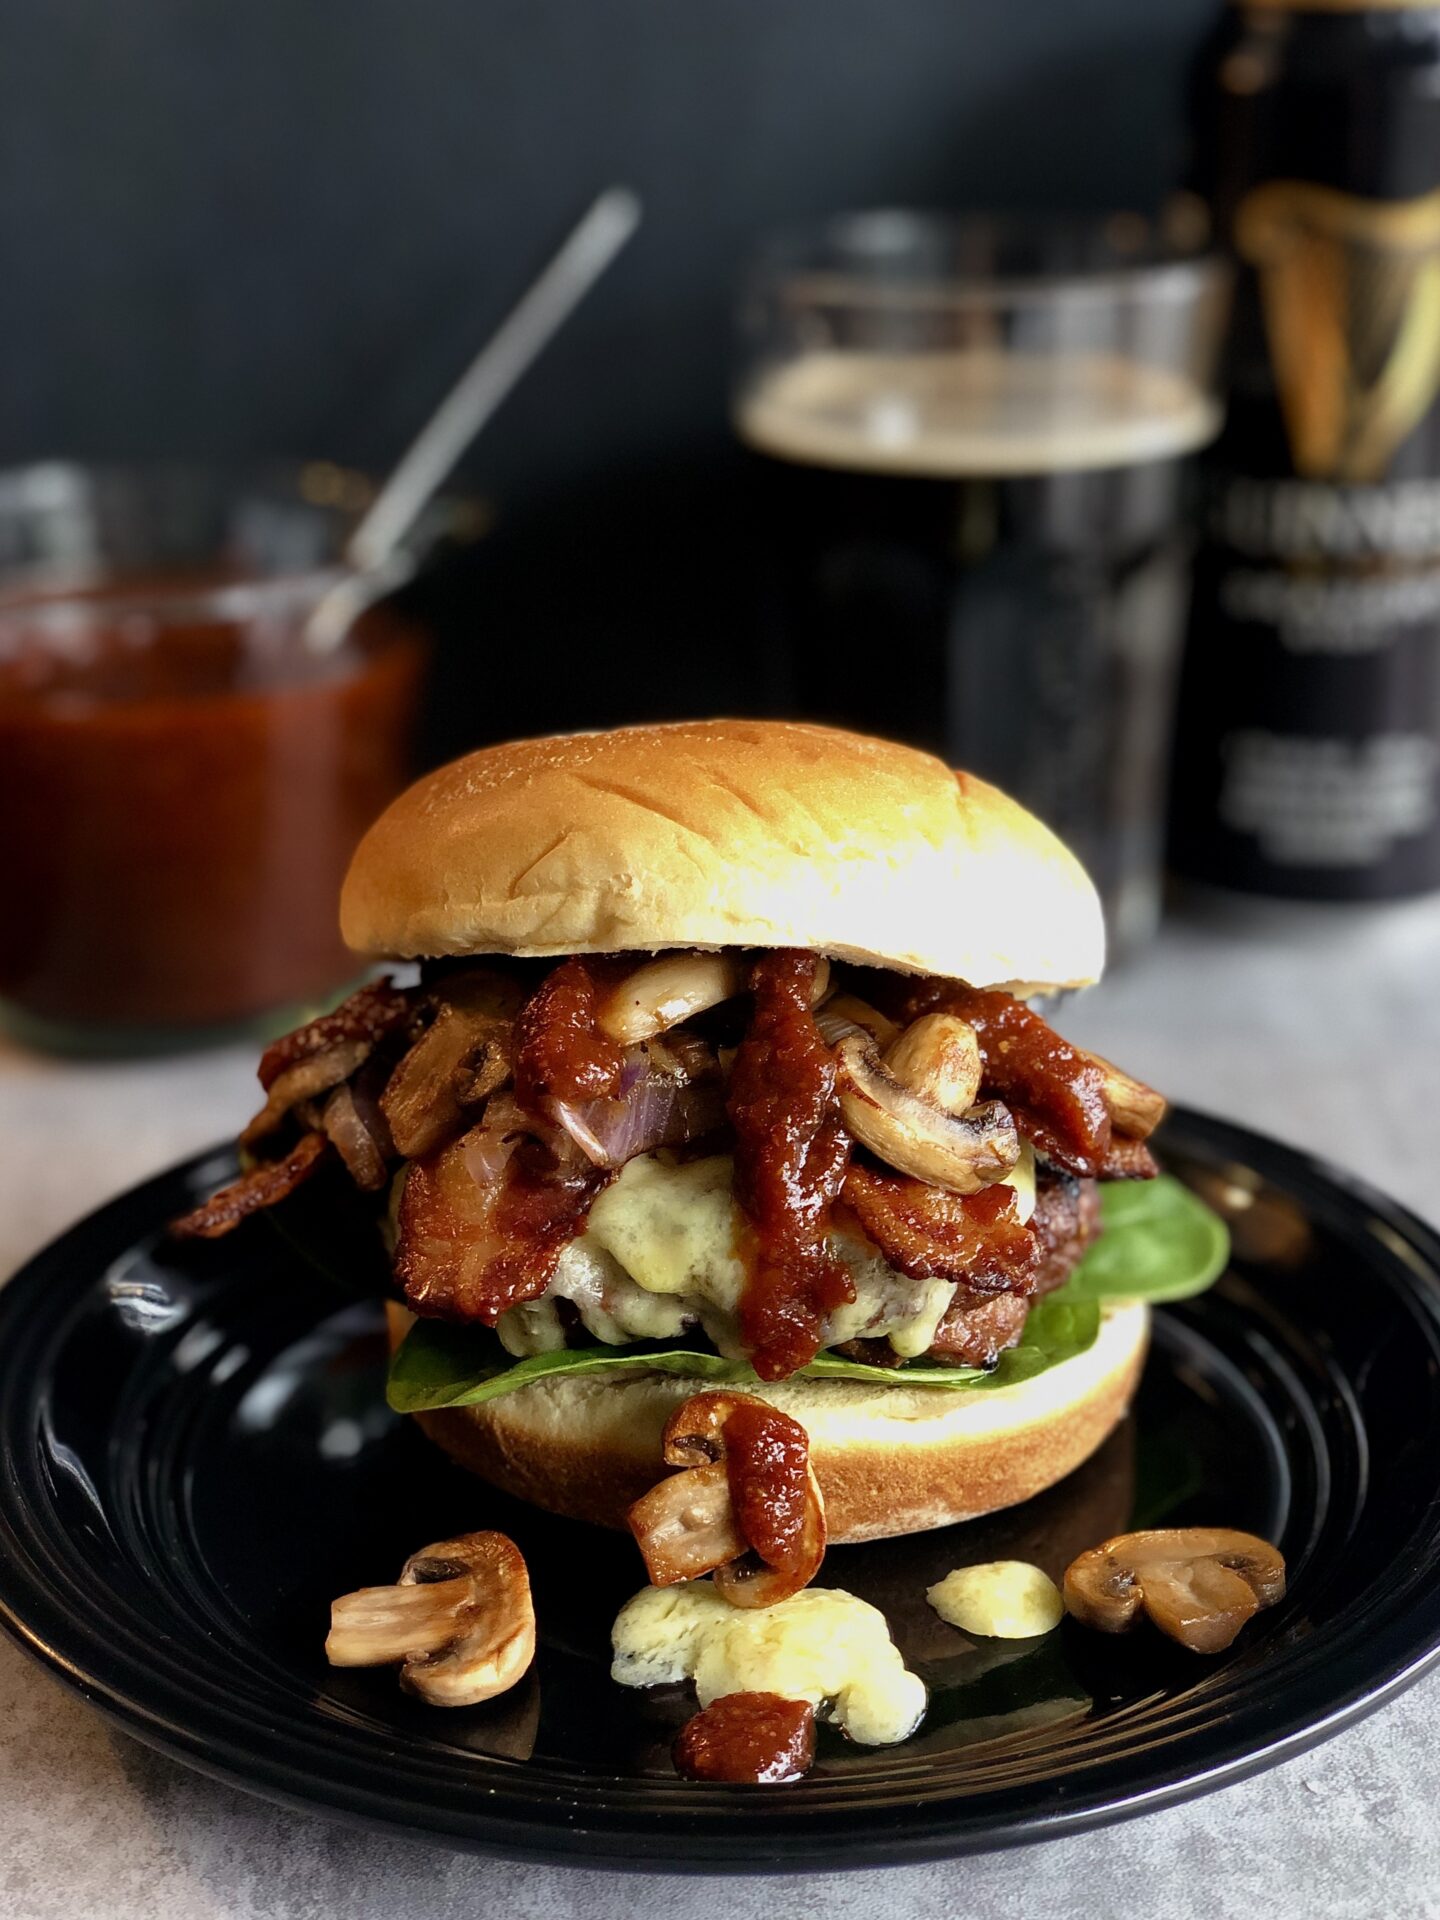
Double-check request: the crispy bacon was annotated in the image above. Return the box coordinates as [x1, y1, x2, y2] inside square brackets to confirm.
[512, 958, 627, 1114]
[904, 983, 1112, 1176]
[728, 951, 855, 1381]
[172, 1133, 328, 1239]
[393, 1098, 609, 1322]
[1097, 1133, 1160, 1180]
[841, 1160, 1040, 1294]
[836, 1169, 1101, 1368]
[256, 978, 415, 1091]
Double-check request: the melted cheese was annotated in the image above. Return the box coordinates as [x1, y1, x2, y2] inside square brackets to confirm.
[496, 1145, 1037, 1360]
[927, 1561, 1064, 1638]
[611, 1581, 926, 1746]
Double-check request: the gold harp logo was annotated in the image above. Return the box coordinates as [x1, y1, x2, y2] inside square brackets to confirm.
[1237, 181, 1440, 483]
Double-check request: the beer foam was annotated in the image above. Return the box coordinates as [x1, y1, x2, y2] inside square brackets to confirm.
[736, 350, 1220, 477]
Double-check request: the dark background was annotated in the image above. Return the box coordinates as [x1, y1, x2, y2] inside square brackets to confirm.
[2, 0, 1215, 756]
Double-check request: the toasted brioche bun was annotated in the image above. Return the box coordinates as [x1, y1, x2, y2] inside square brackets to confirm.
[391, 1300, 1147, 1544]
[342, 720, 1104, 991]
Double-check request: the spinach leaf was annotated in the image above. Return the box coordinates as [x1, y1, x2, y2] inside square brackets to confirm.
[387, 1174, 1227, 1412]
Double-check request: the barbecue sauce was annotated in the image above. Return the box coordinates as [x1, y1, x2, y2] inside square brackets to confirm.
[513, 958, 627, 1110]
[728, 950, 854, 1380]
[0, 579, 425, 1035]
[907, 983, 1112, 1175]
[672, 1692, 817, 1784]
[721, 1399, 814, 1573]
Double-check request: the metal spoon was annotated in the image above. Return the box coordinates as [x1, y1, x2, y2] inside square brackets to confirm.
[306, 186, 641, 651]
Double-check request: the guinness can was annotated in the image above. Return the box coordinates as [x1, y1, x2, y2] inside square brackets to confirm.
[1172, 0, 1440, 899]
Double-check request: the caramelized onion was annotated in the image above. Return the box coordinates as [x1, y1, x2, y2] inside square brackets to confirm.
[319, 1082, 393, 1192]
[549, 1042, 726, 1168]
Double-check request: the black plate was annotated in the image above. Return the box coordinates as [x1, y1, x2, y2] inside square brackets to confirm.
[2, 1108, 1440, 1871]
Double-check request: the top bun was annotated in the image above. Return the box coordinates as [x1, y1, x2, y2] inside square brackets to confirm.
[340, 720, 1104, 991]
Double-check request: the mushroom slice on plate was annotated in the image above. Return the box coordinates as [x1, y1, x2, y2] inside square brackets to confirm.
[326, 1530, 536, 1706]
[1064, 1528, 1286, 1654]
[833, 1033, 1020, 1194]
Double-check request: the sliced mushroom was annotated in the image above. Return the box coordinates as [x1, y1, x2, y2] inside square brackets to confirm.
[381, 972, 523, 1160]
[597, 952, 749, 1044]
[1080, 1049, 1167, 1140]
[626, 1460, 746, 1586]
[1064, 1528, 1286, 1654]
[326, 1530, 536, 1706]
[627, 1391, 826, 1608]
[883, 1013, 982, 1115]
[597, 953, 831, 1045]
[240, 1038, 373, 1147]
[833, 1033, 1020, 1194]
[813, 992, 900, 1050]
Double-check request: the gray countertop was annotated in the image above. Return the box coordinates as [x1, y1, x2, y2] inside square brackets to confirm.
[4, 901, 1440, 1920]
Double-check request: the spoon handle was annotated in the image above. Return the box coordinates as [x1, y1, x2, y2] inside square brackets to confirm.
[346, 186, 642, 575]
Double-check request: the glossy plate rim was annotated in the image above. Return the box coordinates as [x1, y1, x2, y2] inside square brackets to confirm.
[2, 1107, 1440, 1873]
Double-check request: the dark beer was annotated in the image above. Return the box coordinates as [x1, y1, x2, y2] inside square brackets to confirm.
[739, 341, 1220, 948]
[1172, 1, 1440, 899]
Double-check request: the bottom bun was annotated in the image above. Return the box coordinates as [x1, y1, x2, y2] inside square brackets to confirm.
[399, 1301, 1149, 1544]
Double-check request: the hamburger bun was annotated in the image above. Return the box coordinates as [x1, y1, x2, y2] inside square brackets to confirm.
[341, 719, 1104, 992]
[392, 1300, 1148, 1544]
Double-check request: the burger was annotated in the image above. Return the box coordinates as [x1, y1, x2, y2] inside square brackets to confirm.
[176, 719, 1226, 1544]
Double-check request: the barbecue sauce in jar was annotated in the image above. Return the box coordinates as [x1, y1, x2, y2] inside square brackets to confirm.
[0, 573, 426, 1042]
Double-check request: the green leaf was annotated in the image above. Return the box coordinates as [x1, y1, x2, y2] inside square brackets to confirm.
[1068, 1175, 1230, 1305]
[388, 1320, 757, 1413]
[387, 1280, 1103, 1412]
[800, 1285, 1102, 1391]
[386, 1175, 1228, 1413]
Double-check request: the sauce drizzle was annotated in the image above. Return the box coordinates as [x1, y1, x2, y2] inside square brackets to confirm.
[721, 1398, 814, 1574]
[728, 950, 854, 1380]
[905, 983, 1111, 1175]
[513, 957, 626, 1111]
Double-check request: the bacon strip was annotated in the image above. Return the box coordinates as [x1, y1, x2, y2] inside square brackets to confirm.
[841, 1161, 1039, 1294]
[393, 1102, 608, 1322]
[1096, 1133, 1160, 1180]
[257, 979, 414, 1091]
[905, 984, 1112, 1176]
[728, 951, 855, 1381]
[172, 1132, 328, 1239]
